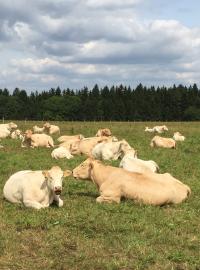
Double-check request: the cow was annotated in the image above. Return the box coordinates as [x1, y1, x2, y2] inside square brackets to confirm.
[120, 149, 159, 173]
[57, 134, 84, 143]
[51, 147, 73, 159]
[33, 125, 45, 134]
[11, 129, 23, 140]
[43, 122, 60, 135]
[3, 166, 72, 209]
[72, 158, 191, 206]
[145, 127, 154, 132]
[0, 122, 18, 131]
[21, 129, 54, 148]
[0, 128, 10, 139]
[153, 125, 168, 133]
[92, 139, 132, 160]
[150, 136, 176, 149]
[71, 136, 118, 157]
[95, 128, 112, 137]
[173, 132, 185, 142]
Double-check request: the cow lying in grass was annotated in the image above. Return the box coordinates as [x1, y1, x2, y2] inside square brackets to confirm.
[72, 158, 191, 206]
[21, 130, 54, 148]
[119, 149, 159, 173]
[150, 136, 176, 149]
[3, 166, 71, 209]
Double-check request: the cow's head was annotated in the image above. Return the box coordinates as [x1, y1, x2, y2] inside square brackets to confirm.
[120, 140, 132, 154]
[72, 158, 95, 180]
[42, 166, 72, 195]
[24, 129, 33, 139]
[124, 148, 138, 158]
[162, 125, 168, 131]
[43, 122, 51, 129]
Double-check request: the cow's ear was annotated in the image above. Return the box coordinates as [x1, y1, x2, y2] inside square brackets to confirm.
[42, 170, 50, 179]
[63, 170, 72, 177]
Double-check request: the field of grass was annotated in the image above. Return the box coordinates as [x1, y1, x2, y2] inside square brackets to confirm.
[0, 121, 200, 270]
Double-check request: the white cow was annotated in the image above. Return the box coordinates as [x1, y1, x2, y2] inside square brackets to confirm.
[22, 130, 54, 148]
[3, 166, 72, 209]
[153, 125, 168, 133]
[11, 129, 23, 139]
[51, 147, 73, 159]
[33, 125, 45, 134]
[150, 136, 176, 149]
[120, 149, 159, 173]
[0, 122, 17, 130]
[173, 132, 185, 142]
[92, 139, 132, 160]
[145, 127, 154, 132]
[43, 122, 60, 135]
[0, 128, 10, 139]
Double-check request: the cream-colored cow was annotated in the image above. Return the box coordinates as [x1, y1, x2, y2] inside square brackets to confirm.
[3, 166, 71, 209]
[71, 136, 117, 156]
[92, 139, 132, 160]
[95, 128, 112, 137]
[120, 149, 159, 173]
[173, 132, 185, 142]
[33, 125, 45, 134]
[0, 122, 18, 130]
[57, 134, 84, 143]
[21, 129, 54, 148]
[43, 122, 60, 135]
[11, 129, 23, 139]
[150, 136, 176, 149]
[153, 125, 168, 133]
[51, 147, 73, 159]
[72, 159, 191, 206]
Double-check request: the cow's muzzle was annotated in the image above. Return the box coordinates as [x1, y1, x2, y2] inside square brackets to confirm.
[54, 187, 62, 195]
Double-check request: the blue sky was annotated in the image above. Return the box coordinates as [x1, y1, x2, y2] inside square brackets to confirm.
[0, 0, 199, 92]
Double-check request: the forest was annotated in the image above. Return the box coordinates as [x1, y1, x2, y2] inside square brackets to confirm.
[0, 83, 200, 121]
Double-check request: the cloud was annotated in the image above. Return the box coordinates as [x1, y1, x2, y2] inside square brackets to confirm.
[0, 0, 200, 91]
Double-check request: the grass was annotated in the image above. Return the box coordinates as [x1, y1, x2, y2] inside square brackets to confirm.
[0, 121, 200, 270]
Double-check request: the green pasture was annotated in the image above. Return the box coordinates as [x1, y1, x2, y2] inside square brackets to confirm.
[0, 121, 200, 270]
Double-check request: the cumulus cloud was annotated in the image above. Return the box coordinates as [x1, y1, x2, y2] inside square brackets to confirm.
[0, 0, 200, 91]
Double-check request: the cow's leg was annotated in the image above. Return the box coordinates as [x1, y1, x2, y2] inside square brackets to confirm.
[23, 200, 47, 209]
[96, 187, 121, 204]
[96, 195, 121, 203]
[53, 195, 63, 207]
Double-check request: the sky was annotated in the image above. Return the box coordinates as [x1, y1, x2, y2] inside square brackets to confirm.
[0, 0, 200, 92]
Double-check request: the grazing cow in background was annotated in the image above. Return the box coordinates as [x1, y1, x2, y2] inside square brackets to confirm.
[43, 122, 60, 135]
[96, 128, 112, 137]
[33, 125, 45, 134]
[92, 139, 131, 160]
[21, 130, 54, 148]
[150, 136, 176, 149]
[120, 149, 159, 173]
[51, 146, 73, 159]
[173, 132, 185, 142]
[72, 159, 191, 206]
[3, 166, 72, 209]
[57, 134, 84, 143]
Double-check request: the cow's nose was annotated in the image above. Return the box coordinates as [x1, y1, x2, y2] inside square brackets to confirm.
[55, 186, 62, 191]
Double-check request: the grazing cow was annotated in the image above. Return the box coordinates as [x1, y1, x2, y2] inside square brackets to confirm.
[145, 127, 154, 132]
[96, 128, 112, 137]
[150, 136, 176, 149]
[153, 125, 168, 133]
[72, 159, 191, 206]
[3, 166, 72, 209]
[43, 122, 60, 135]
[120, 149, 159, 173]
[22, 129, 54, 148]
[92, 139, 132, 160]
[51, 146, 73, 159]
[11, 129, 23, 140]
[71, 136, 117, 157]
[173, 132, 185, 142]
[33, 125, 45, 134]
[57, 134, 84, 143]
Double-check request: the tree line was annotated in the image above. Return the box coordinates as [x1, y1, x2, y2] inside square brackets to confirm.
[0, 83, 200, 121]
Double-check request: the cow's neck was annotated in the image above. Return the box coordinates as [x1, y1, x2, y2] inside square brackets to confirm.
[90, 162, 109, 189]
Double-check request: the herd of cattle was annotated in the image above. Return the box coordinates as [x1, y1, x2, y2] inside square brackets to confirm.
[0, 122, 190, 210]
